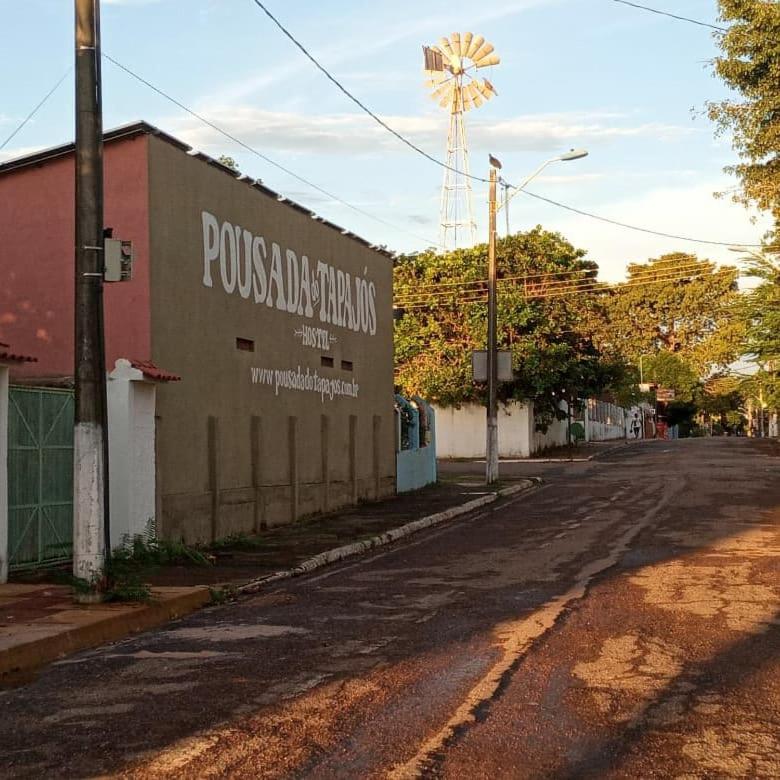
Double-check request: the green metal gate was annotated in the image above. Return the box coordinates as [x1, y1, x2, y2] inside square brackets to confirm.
[7, 387, 74, 570]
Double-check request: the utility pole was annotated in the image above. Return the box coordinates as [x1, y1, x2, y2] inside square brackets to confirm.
[73, 0, 108, 580]
[486, 165, 499, 485]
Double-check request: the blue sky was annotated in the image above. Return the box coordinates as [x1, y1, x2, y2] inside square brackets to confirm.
[0, 0, 769, 279]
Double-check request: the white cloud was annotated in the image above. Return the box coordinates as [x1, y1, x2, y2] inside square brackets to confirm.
[168, 105, 692, 157]
[525, 179, 771, 282]
[211, 0, 562, 103]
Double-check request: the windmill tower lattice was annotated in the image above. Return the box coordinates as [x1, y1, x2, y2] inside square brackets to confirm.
[423, 33, 499, 250]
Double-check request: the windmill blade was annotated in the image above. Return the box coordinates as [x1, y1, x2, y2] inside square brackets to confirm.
[465, 33, 484, 59]
[468, 81, 485, 108]
[450, 32, 462, 56]
[475, 53, 500, 68]
[472, 41, 494, 63]
[438, 37, 455, 61]
[482, 78, 498, 98]
[424, 72, 447, 88]
[431, 81, 454, 103]
[472, 78, 496, 101]
[440, 88, 456, 109]
[461, 87, 474, 112]
[461, 32, 473, 57]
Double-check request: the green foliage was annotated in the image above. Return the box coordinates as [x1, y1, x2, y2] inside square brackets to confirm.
[217, 154, 239, 171]
[641, 352, 700, 403]
[209, 584, 239, 605]
[593, 253, 742, 376]
[114, 521, 212, 567]
[210, 532, 269, 550]
[394, 227, 609, 428]
[66, 565, 152, 604]
[709, 1, 780, 243]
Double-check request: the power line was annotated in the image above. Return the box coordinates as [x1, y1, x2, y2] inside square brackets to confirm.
[397, 267, 718, 309]
[395, 258, 728, 303]
[1, 68, 71, 152]
[102, 53, 443, 250]
[516, 188, 762, 248]
[248, 1, 757, 249]
[247, 0, 485, 184]
[609, 0, 727, 33]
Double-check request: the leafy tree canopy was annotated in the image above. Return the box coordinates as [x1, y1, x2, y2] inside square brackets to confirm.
[709, 0, 780, 244]
[394, 228, 613, 426]
[641, 351, 700, 403]
[593, 253, 743, 377]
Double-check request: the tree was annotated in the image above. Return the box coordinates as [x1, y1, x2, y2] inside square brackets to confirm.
[742, 250, 780, 365]
[217, 155, 239, 171]
[393, 228, 613, 428]
[594, 253, 743, 377]
[641, 351, 700, 403]
[709, 1, 780, 244]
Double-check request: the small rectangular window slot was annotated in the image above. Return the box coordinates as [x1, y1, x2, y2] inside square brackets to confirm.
[321, 356, 334, 368]
[341, 360, 353, 372]
[236, 337, 255, 352]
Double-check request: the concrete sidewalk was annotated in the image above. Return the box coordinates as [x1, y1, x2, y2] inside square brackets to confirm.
[0, 583, 210, 683]
[2, 477, 538, 683]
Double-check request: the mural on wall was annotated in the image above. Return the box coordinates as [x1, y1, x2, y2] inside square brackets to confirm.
[201, 211, 377, 335]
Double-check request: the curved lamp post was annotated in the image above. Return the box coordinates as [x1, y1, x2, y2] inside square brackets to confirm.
[498, 148, 589, 235]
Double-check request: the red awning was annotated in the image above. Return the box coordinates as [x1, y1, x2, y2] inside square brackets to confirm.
[0, 342, 36, 364]
[129, 359, 181, 382]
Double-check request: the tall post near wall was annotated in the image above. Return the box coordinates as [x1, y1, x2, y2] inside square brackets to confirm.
[73, 0, 108, 579]
[485, 165, 499, 485]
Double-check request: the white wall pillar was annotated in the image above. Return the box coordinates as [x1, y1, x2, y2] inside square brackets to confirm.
[0, 365, 9, 583]
[108, 359, 158, 549]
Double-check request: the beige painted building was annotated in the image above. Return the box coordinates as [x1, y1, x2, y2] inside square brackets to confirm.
[0, 122, 396, 543]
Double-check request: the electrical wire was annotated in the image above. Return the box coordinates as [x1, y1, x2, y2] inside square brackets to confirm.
[103, 53, 443, 251]
[609, 0, 727, 33]
[394, 258, 728, 305]
[247, 0, 486, 184]
[0, 68, 71, 152]
[516, 188, 763, 247]
[247, 1, 758, 249]
[396, 267, 719, 309]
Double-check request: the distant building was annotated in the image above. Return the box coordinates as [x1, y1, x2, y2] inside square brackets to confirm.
[0, 122, 395, 542]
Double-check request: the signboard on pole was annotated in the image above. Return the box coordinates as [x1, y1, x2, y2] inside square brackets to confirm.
[472, 350, 513, 383]
[656, 388, 676, 402]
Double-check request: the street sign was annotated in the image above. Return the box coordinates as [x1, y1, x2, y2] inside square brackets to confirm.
[656, 388, 676, 402]
[472, 350, 513, 383]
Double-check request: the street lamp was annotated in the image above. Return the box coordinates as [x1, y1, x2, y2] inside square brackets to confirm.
[498, 148, 589, 236]
[485, 149, 589, 485]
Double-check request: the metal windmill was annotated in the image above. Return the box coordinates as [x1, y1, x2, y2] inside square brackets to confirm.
[423, 33, 499, 249]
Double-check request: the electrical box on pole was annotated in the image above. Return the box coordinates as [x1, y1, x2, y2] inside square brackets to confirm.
[104, 239, 133, 282]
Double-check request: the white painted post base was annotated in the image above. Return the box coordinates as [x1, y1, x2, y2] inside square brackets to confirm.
[73, 421, 106, 581]
[108, 359, 158, 549]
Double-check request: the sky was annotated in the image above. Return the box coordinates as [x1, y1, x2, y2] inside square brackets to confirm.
[0, 0, 770, 281]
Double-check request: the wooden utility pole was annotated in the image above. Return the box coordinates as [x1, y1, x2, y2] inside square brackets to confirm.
[485, 165, 499, 485]
[73, 0, 108, 580]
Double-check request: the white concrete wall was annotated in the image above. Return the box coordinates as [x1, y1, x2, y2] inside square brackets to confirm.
[587, 399, 629, 442]
[434, 401, 575, 458]
[0, 366, 9, 583]
[433, 402, 534, 459]
[533, 406, 570, 452]
[108, 360, 158, 548]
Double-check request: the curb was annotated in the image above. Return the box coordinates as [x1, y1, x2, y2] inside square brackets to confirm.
[0, 587, 211, 682]
[238, 479, 540, 595]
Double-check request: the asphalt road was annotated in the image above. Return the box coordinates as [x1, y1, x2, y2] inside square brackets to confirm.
[1, 438, 779, 779]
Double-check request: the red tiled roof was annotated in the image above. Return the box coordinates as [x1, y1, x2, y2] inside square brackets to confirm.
[129, 360, 181, 382]
[0, 342, 36, 364]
